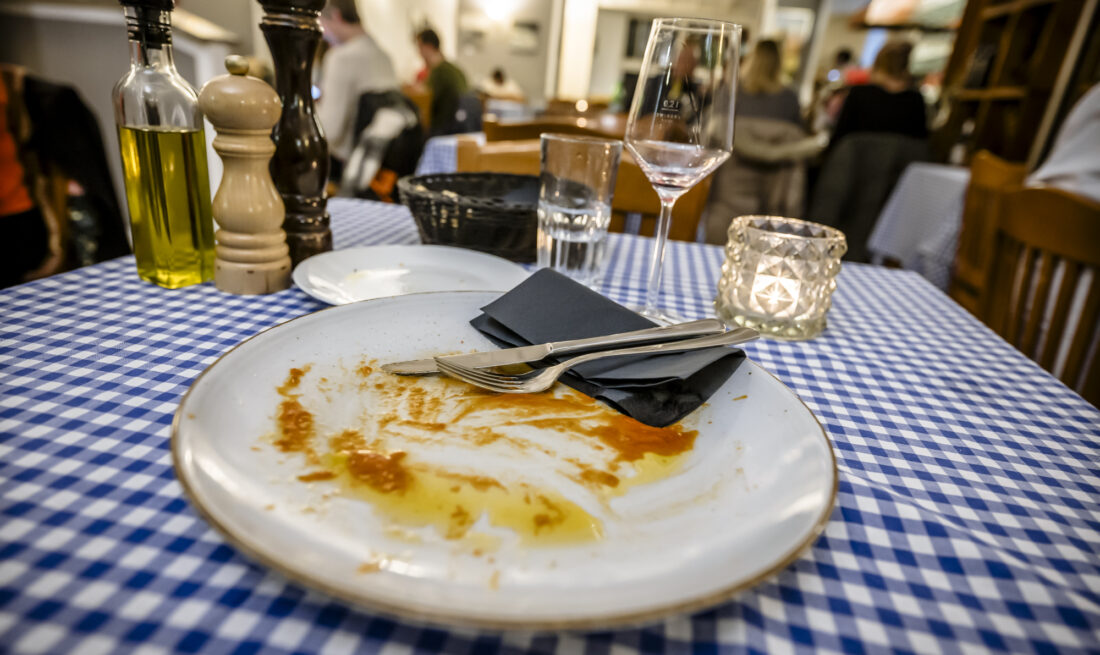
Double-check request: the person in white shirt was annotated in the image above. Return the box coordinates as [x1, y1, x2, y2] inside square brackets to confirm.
[317, 0, 399, 165]
[477, 69, 525, 101]
[1028, 83, 1100, 204]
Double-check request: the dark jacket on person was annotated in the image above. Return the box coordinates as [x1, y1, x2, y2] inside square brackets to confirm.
[831, 84, 928, 145]
[809, 132, 930, 262]
[427, 61, 468, 136]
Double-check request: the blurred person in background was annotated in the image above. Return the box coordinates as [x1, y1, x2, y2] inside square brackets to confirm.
[415, 28, 469, 136]
[703, 40, 827, 242]
[813, 48, 869, 132]
[477, 68, 524, 101]
[1, 67, 128, 286]
[318, 0, 398, 173]
[829, 48, 868, 86]
[828, 48, 854, 83]
[737, 39, 802, 126]
[830, 41, 927, 145]
[0, 74, 46, 288]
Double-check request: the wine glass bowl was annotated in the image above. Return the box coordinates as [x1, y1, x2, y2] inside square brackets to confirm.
[624, 18, 741, 323]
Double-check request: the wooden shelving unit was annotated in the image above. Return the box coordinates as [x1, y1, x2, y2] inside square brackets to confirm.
[954, 86, 1027, 100]
[980, 0, 1057, 21]
[935, 0, 1095, 164]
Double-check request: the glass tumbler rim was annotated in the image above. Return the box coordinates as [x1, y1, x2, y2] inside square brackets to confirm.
[732, 215, 847, 245]
[651, 17, 743, 34]
[540, 133, 624, 148]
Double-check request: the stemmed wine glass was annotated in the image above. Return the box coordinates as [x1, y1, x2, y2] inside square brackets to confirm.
[624, 18, 741, 323]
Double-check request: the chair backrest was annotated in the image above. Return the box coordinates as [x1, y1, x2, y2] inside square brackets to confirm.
[543, 98, 611, 116]
[949, 151, 1027, 315]
[456, 136, 538, 175]
[807, 133, 930, 262]
[401, 84, 432, 131]
[482, 115, 625, 142]
[452, 93, 484, 134]
[983, 187, 1100, 406]
[455, 136, 712, 242]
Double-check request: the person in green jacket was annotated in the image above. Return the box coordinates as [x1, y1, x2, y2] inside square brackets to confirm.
[415, 28, 468, 135]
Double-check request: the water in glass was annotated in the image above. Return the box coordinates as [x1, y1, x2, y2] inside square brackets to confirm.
[537, 134, 622, 288]
[537, 200, 612, 288]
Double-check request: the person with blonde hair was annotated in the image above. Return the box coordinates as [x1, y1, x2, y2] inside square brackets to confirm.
[703, 39, 824, 243]
[830, 41, 927, 145]
[737, 39, 802, 125]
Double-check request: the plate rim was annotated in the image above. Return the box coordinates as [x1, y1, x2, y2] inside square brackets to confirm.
[291, 244, 530, 306]
[171, 291, 838, 631]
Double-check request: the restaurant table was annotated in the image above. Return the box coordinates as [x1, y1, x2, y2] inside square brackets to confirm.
[2, 199, 1099, 654]
[867, 163, 971, 291]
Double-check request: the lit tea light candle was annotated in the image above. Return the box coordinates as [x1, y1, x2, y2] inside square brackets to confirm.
[715, 216, 846, 340]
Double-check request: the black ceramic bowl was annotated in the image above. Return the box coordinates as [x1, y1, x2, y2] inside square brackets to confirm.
[397, 173, 538, 263]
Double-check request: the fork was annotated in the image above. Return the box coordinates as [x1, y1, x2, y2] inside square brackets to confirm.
[435, 326, 758, 393]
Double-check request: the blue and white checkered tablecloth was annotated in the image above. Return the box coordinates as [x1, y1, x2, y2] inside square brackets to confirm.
[416, 134, 481, 176]
[2, 199, 1099, 654]
[867, 163, 971, 291]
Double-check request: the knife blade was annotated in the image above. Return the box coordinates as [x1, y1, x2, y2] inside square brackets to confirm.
[381, 318, 727, 375]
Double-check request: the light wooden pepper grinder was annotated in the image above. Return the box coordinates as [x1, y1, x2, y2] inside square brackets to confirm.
[198, 55, 291, 294]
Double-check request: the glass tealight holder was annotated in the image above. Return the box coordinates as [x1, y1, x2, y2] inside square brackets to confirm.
[715, 216, 846, 340]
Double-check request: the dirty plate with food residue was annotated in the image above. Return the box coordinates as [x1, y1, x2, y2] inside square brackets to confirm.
[172, 291, 836, 629]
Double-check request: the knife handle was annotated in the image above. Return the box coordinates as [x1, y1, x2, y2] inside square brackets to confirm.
[548, 318, 727, 356]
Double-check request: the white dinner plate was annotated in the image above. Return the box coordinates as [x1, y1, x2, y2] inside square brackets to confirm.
[292, 245, 530, 305]
[173, 292, 836, 629]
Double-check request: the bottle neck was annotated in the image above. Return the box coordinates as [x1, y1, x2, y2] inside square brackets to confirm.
[125, 7, 175, 70]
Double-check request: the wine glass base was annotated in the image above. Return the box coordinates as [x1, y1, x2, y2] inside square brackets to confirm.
[629, 306, 687, 326]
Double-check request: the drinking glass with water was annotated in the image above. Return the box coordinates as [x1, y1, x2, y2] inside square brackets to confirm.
[537, 134, 623, 288]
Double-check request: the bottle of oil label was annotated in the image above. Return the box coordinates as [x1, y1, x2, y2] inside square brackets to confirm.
[113, 0, 214, 288]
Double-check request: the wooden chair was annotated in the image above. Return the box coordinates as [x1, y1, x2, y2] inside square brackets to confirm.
[949, 151, 1028, 315]
[482, 114, 626, 142]
[543, 98, 611, 116]
[401, 84, 432, 131]
[982, 187, 1100, 406]
[455, 136, 711, 242]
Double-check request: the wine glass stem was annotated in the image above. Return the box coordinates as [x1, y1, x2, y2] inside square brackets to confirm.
[644, 197, 678, 317]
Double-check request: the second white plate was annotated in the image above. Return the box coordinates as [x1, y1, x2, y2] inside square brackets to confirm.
[292, 245, 530, 305]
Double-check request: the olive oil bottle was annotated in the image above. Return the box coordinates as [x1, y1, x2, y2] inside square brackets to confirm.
[112, 0, 214, 288]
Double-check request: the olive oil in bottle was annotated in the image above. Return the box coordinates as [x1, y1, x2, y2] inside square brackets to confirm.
[118, 126, 214, 288]
[113, 0, 215, 288]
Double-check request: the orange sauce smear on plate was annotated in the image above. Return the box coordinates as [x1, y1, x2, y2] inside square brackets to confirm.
[271, 362, 698, 545]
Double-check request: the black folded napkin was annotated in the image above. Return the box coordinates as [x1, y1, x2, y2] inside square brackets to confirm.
[470, 269, 745, 427]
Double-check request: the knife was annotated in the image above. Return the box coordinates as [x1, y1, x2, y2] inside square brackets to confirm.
[382, 318, 728, 375]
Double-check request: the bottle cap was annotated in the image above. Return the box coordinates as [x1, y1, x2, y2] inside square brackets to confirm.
[118, 0, 175, 9]
[120, 0, 175, 47]
[198, 56, 282, 132]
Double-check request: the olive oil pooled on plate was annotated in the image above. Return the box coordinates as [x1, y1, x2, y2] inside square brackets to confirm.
[118, 126, 214, 288]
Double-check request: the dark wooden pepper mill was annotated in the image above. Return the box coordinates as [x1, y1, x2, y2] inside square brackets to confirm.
[258, 0, 331, 265]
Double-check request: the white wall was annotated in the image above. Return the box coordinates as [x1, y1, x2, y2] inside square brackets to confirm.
[357, 0, 460, 83]
[558, 0, 766, 100]
[183, 0, 254, 54]
[455, 0, 556, 104]
[587, 9, 628, 98]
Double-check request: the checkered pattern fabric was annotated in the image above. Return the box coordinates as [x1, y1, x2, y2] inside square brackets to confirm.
[415, 135, 475, 176]
[2, 199, 1098, 654]
[867, 163, 971, 291]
